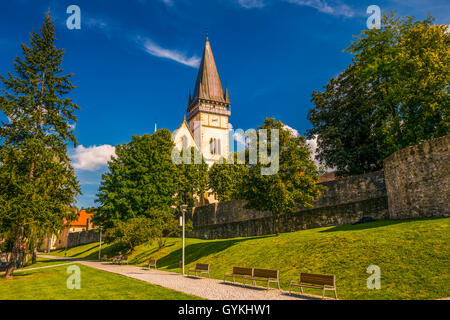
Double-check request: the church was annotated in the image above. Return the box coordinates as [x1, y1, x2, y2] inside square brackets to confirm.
[172, 35, 231, 167]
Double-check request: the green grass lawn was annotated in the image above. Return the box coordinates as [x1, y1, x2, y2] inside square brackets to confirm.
[51, 217, 450, 300]
[0, 263, 201, 300]
[19, 257, 73, 270]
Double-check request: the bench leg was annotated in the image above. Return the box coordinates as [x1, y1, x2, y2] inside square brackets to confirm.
[322, 287, 326, 299]
[334, 288, 338, 300]
[289, 283, 292, 295]
[277, 280, 280, 290]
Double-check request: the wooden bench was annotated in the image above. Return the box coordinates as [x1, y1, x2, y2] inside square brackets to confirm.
[289, 272, 337, 299]
[224, 267, 253, 283]
[113, 256, 128, 265]
[247, 268, 280, 290]
[112, 256, 122, 264]
[148, 259, 157, 269]
[188, 263, 210, 278]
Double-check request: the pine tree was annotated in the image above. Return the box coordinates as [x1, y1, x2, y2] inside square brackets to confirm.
[0, 13, 80, 278]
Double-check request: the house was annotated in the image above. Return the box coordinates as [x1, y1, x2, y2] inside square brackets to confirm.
[40, 210, 96, 252]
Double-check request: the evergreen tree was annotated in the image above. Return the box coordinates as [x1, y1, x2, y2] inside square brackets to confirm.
[0, 13, 80, 278]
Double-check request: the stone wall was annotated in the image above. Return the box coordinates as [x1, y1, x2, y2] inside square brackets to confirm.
[188, 171, 389, 239]
[187, 135, 449, 239]
[384, 135, 450, 219]
[66, 230, 100, 248]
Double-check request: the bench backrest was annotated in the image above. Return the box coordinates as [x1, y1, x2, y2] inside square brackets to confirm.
[232, 267, 253, 276]
[149, 259, 157, 265]
[122, 256, 128, 261]
[253, 268, 279, 279]
[195, 263, 210, 271]
[300, 273, 335, 287]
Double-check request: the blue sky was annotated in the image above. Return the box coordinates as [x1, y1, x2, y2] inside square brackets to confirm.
[0, 0, 448, 208]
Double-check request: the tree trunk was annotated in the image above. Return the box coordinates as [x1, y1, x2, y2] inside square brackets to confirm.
[4, 225, 24, 279]
[32, 246, 37, 264]
[273, 217, 280, 236]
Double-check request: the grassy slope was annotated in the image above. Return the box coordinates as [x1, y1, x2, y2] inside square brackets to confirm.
[0, 263, 201, 300]
[52, 218, 450, 300]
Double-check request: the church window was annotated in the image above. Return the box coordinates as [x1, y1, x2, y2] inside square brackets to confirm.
[182, 135, 188, 150]
[210, 138, 221, 155]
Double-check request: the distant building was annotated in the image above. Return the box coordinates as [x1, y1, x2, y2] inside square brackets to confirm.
[40, 210, 96, 252]
[319, 171, 337, 183]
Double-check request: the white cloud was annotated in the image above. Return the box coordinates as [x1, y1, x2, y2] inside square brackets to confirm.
[238, 0, 267, 9]
[71, 145, 116, 171]
[236, 0, 355, 17]
[140, 37, 201, 68]
[285, 0, 354, 17]
[283, 124, 300, 137]
[282, 125, 325, 169]
[161, 0, 174, 6]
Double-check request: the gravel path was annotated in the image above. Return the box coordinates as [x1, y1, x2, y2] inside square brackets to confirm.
[39, 255, 311, 300]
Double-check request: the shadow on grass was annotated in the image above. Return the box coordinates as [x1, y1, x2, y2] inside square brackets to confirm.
[154, 236, 274, 269]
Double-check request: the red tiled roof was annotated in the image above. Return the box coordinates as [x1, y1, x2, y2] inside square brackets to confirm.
[319, 171, 337, 183]
[69, 210, 94, 227]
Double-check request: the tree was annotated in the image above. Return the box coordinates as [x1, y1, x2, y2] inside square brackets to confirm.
[104, 216, 154, 252]
[176, 147, 209, 207]
[145, 208, 185, 250]
[0, 13, 80, 278]
[94, 130, 179, 228]
[208, 154, 248, 202]
[308, 12, 449, 176]
[242, 118, 323, 235]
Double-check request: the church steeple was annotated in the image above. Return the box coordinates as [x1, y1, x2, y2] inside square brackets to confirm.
[184, 33, 231, 167]
[188, 35, 229, 112]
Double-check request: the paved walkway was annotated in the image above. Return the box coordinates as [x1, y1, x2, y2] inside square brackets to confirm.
[39, 255, 311, 300]
[0, 262, 75, 274]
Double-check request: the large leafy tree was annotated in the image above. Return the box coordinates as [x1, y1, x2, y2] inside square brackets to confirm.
[176, 147, 209, 207]
[0, 14, 80, 278]
[94, 130, 179, 228]
[208, 153, 248, 202]
[242, 118, 323, 235]
[308, 13, 449, 176]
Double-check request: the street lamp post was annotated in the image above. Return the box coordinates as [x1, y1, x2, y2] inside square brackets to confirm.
[64, 230, 69, 257]
[98, 227, 102, 261]
[180, 204, 188, 276]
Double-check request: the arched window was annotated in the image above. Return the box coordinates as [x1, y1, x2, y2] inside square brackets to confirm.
[182, 135, 188, 150]
[210, 138, 221, 155]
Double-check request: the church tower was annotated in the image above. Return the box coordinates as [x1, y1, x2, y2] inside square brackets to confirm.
[186, 35, 231, 166]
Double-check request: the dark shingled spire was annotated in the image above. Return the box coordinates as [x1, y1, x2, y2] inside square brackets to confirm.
[192, 35, 226, 103]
